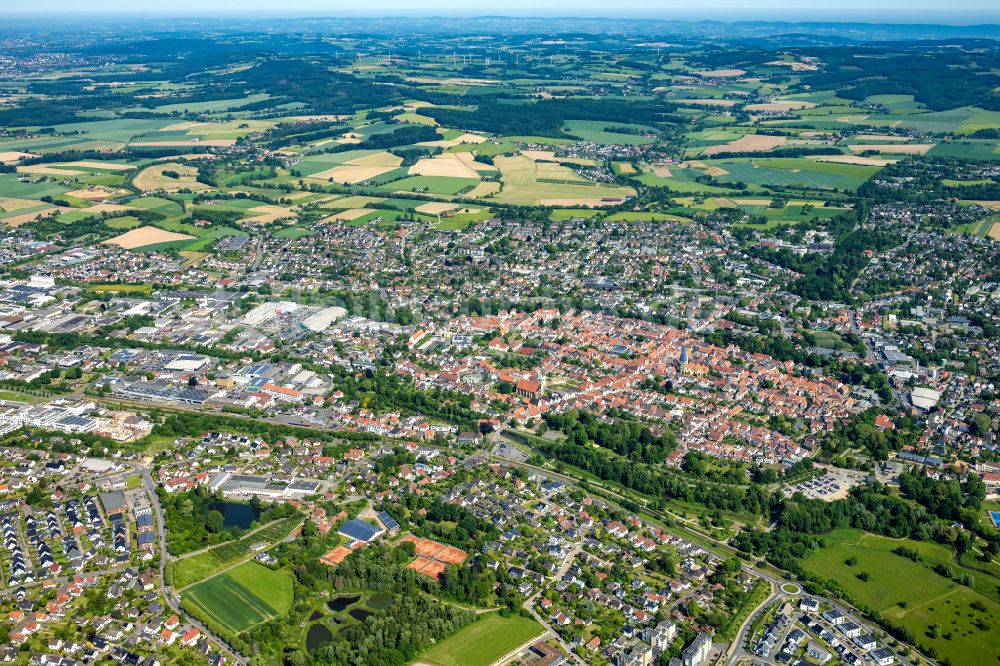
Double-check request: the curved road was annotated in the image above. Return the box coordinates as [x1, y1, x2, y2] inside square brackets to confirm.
[139, 467, 247, 665]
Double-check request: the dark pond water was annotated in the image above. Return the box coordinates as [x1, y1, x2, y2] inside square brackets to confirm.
[348, 608, 373, 623]
[308, 610, 323, 622]
[327, 594, 361, 612]
[221, 502, 260, 530]
[305, 623, 333, 652]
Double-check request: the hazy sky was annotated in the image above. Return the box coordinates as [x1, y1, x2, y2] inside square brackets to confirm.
[6, 0, 1000, 22]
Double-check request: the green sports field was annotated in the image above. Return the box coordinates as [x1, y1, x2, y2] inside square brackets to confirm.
[801, 529, 1000, 666]
[416, 613, 545, 666]
[182, 561, 293, 635]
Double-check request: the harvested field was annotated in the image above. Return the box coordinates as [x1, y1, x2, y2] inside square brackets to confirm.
[463, 181, 501, 198]
[697, 69, 745, 77]
[682, 160, 729, 176]
[17, 164, 85, 176]
[809, 155, 897, 166]
[0, 151, 36, 164]
[453, 151, 497, 171]
[104, 226, 195, 249]
[538, 198, 620, 207]
[1, 207, 63, 227]
[159, 121, 207, 132]
[415, 202, 461, 215]
[418, 132, 489, 149]
[851, 134, 912, 142]
[284, 115, 348, 122]
[328, 195, 383, 208]
[323, 208, 372, 222]
[0, 197, 44, 212]
[407, 77, 499, 86]
[677, 98, 739, 107]
[965, 200, 1000, 210]
[309, 164, 397, 183]
[83, 203, 133, 214]
[745, 100, 816, 112]
[241, 205, 295, 224]
[521, 149, 597, 166]
[60, 160, 132, 170]
[410, 155, 481, 178]
[848, 143, 933, 154]
[129, 139, 235, 147]
[133, 163, 209, 192]
[616, 162, 637, 174]
[729, 198, 774, 205]
[765, 60, 818, 71]
[346, 152, 403, 167]
[989, 223, 1000, 241]
[704, 134, 786, 155]
[652, 167, 673, 177]
[154, 153, 217, 161]
[65, 186, 129, 200]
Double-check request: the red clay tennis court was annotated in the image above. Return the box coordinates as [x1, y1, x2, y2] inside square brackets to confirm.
[401, 535, 467, 579]
[319, 545, 353, 567]
[407, 556, 448, 580]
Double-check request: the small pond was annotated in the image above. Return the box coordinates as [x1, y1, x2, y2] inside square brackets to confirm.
[348, 608, 373, 623]
[308, 610, 323, 622]
[220, 501, 260, 530]
[327, 594, 361, 612]
[305, 623, 333, 652]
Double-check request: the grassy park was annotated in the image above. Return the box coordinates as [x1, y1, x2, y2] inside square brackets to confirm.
[415, 613, 545, 666]
[801, 529, 1000, 665]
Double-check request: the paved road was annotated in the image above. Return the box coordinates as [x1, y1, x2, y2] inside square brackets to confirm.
[724, 589, 780, 666]
[522, 591, 588, 666]
[496, 455, 920, 666]
[140, 467, 247, 666]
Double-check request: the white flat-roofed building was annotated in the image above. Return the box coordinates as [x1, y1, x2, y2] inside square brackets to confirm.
[301, 306, 347, 332]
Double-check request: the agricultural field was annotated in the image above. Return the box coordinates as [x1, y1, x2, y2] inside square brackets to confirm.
[709, 158, 882, 191]
[182, 561, 293, 635]
[172, 516, 302, 589]
[104, 226, 195, 249]
[0, 18, 995, 666]
[493, 155, 635, 205]
[562, 120, 657, 145]
[133, 163, 208, 192]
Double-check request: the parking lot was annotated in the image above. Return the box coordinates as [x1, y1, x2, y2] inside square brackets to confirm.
[786, 468, 865, 502]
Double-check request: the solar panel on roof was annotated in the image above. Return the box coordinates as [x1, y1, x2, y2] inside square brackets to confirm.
[338, 518, 383, 543]
[378, 511, 399, 531]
